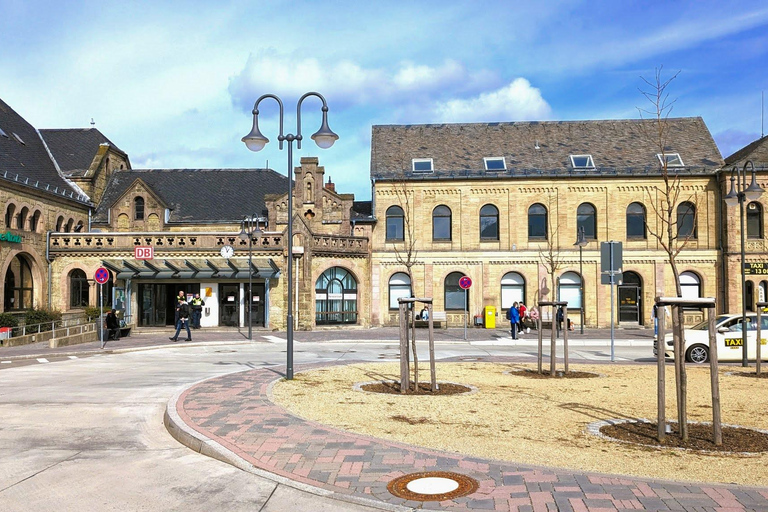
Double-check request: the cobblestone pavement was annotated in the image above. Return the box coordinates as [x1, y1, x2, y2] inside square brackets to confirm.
[173, 359, 768, 512]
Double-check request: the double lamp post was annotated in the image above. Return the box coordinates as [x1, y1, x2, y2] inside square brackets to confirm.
[723, 159, 763, 367]
[241, 92, 338, 380]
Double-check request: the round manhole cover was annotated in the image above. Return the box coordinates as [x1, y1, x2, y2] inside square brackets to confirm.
[387, 471, 478, 501]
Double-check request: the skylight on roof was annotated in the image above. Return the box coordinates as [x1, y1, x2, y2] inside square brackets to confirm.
[412, 158, 433, 173]
[484, 157, 506, 171]
[570, 154, 594, 168]
[658, 153, 684, 167]
[12, 132, 25, 145]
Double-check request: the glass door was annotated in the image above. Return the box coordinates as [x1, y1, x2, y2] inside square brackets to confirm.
[246, 283, 266, 327]
[219, 284, 239, 327]
[139, 284, 167, 326]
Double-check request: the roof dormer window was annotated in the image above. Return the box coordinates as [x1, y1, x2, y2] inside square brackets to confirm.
[570, 154, 594, 169]
[484, 157, 506, 171]
[412, 158, 433, 173]
[658, 153, 684, 167]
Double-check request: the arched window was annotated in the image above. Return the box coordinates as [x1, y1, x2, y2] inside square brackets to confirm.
[680, 271, 701, 300]
[64, 218, 74, 232]
[388, 272, 412, 310]
[386, 206, 404, 241]
[30, 210, 41, 232]
[760, 281, 767, 304]
[444, 272, 467, 311]
[55, 215, 64, 232]
[558, 271, 582, 309]
[4, 254, 33, 310]
[480, 204, 499, 240]
[5, 204, 15, 228]
[17, 207, 28, 230]
[134, 197, 145, 221]
[315, 267, 358, 325]
[626, 202, 646, 239]
[528, 203, 547, 239]
[69, 269, 89, 308]
[432, 205, 452, 241]
[577, 203, 597, 240]
[501, 272, 525, 310]
[747, 202, 763, 239]
[677, 202, 697, 238]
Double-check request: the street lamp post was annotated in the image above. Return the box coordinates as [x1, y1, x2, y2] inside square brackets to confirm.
[574, 226, 587, 334]
[239, 215, 264, 340]
[242, 92, 338, 380]
[724, 160, 763, 367]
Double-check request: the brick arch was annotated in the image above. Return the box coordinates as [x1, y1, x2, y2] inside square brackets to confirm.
[29, 208, 44, 233]
[57, 261, 104, 311]
[1, 246, 46, 312]
[4, 201, 17, 228]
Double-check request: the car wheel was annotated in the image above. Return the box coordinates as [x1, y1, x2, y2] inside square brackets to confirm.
[686, 344, 709, 364]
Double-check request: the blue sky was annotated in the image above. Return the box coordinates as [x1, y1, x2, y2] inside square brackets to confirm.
[1, 0, 767, 200]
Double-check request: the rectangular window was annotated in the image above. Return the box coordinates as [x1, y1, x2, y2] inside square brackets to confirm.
[483, 157, 506, 171]
[570, 155, 594, 168]
[658, 153, 684, 167]
[412, 158, 433, 173]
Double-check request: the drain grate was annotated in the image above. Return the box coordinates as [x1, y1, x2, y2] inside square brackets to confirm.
[387, 471, 478, 501]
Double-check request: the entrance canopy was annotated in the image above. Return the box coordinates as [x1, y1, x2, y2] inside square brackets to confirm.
[102, 257, 281, 280]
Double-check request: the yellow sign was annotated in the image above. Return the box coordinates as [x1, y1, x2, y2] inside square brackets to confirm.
[725, 338, 743, 347]
[745, 263, 768, 275]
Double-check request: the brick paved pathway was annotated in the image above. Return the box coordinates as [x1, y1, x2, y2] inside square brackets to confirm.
[174, 362, 768, 511]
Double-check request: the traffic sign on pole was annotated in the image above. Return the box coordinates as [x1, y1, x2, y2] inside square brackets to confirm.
[459, 276, 472, 289]
[94, 267, 110, 284]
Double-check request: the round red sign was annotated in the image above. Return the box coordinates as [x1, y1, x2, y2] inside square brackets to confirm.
[94, 267, 110, 284]
[459, 276, 472, 289]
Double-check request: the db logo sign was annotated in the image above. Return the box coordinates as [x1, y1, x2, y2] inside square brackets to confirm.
[135, 246, 154, 260]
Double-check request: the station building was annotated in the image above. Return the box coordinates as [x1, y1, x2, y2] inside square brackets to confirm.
[2, 94, 767, 331]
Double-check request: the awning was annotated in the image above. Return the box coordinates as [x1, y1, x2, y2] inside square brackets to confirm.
[101, 257, 281, 280]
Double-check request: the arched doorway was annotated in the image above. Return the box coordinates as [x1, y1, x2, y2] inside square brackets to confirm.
[4, 254, 34, 311]
[618, 271, 642, 324]
[315, 267, 358, 325]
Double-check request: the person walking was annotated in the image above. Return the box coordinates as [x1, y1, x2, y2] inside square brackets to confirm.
[191, 293, 205, 329]
[170, 297, 192, 342]
[556, 305, 564, 337]
[105, 309, 120, 341]
[508, 302, 520, 339]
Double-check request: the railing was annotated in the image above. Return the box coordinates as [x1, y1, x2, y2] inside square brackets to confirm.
[1, 314, 133, 338]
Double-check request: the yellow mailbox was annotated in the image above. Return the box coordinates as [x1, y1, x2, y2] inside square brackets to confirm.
[484, 306, 496, 329]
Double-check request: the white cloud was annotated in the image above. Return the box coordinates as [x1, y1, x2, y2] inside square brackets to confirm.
[432, 79, 552, 123]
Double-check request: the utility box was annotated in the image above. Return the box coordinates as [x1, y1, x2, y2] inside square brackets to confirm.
[484, 306, 496, 329]
[0, 327, 11, 340]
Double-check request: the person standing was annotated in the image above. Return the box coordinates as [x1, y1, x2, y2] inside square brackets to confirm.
[556, 305, 564, 335]
[170, 297, 192, 341]
[508, 302, 520, 339]
[191, 293, 205, 329]
[105, 309, 120, 341]
[518, 302, 527, 333]
[528, 306, 539, 331]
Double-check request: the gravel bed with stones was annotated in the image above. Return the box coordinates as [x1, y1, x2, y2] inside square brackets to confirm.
[270, 362, 768, 486]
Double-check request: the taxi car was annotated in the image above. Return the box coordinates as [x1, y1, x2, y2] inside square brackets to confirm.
[654, 313, 768, 363]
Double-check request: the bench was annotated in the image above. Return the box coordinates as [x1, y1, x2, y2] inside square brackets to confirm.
[415, 311, 447, 329]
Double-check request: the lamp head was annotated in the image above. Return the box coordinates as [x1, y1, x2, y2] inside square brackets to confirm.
[724, 173, 739, 207]
[744, 160, 763, 201]
[242, 111, 269, 152]
[310, 109, 339, 149]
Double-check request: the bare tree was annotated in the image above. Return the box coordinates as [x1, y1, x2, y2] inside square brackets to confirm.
[638, 67, 700, 441]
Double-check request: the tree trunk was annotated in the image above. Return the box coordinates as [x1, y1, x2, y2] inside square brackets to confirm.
[399, 302, 409, 394]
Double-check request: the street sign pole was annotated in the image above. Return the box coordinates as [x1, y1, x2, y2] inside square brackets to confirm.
[464, 288, 468, 341]
[600, 241, 623, 362]
[99, 283, 104, 349]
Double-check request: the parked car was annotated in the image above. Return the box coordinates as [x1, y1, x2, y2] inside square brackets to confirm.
[654, 313, 768, 363]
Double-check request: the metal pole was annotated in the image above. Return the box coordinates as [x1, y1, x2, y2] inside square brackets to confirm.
[579, 244, 584, 334]
[609, 243, 615, 362]
[286, 139, 294, 379]
[99, 283, 104, 349]
[248, 223, 253, 340]
[464, 288, 467, 341]
[740, 185, 748, 367]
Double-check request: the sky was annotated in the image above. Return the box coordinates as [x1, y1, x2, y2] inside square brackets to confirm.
[1, 0, 767, 201]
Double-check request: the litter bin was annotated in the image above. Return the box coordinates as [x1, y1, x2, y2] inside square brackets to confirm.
[483, 306, 496, 329]
[0, 327, 11, 340]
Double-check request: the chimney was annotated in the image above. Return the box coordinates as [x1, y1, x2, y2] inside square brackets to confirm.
[324, 176, 335, 193]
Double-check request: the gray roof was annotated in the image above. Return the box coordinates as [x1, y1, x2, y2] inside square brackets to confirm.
[724, 134, 768, 170]
[0, 98, 90, 204]
[371, 117, 724, 180]
[93, 168, 289, 224]
[40, 128, 128, 177]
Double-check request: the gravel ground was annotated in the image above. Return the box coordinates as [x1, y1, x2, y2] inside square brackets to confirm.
[271, 362, 768, 486]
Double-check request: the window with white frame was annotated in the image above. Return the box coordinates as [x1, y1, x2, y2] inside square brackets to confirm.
[558, 271, 582, 309]
[570, 155, 594, 169]
[412, 158, 434, 173]
[484, 157, 506, 171]
[388, 272, 412, 310]
[657, 153, 684, 167]
[501, 272, 525, 310]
